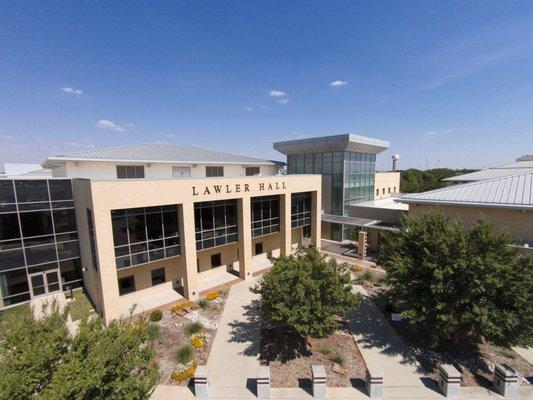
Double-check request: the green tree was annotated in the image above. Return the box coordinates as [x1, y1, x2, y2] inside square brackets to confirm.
[377, 211, 533, 347]
[0, 304, 69, 400]
[37, 316, 159, 400]
[252, 246, 360, 337]
[0, 305, 159, 400]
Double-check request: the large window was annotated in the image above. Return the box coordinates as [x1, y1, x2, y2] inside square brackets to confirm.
[116, 165, 145, 179]
[245, 167, 260, 176]
[111, 205, 180, 269]
[0, 179, 80, 307]
[206, 166, 224, 177]
[251, 195, 279, 237]
[291, 192, 311, 228]
[86, 209, 98, 270]
[118, 275, 135, 295]
[194, 200, 237, 251]
[151, 267, 166, 285]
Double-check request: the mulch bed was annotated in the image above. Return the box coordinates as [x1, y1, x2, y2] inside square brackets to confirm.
[260, 321, 367, 387]
[366, 283, 533, 387]
[152, 289, 229, 385]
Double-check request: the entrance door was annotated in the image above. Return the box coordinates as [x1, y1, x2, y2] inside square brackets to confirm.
[172, 166, 191, 178]
[29, 270, 61, 298]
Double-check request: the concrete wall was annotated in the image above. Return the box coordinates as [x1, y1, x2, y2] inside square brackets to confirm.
[116, 255, 185, 292]
[79, 174, 321, 322]
[374, 172, 400, 199]
[408, 203, 533, 244]
[52, 161, 278, 179]
[349, 204, 406, 224]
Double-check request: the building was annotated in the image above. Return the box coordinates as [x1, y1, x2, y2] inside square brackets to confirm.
[1, 163, 52, 178]
[273, 134, 401, 245]
[443, 156, 533, 184]
[0, 144, 321, 323]
[398, 171, 533, 249]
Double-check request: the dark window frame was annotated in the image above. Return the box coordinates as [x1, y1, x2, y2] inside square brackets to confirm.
[206, 166, 224, 177]
[151, 267, 166, 286]
[118, 275, 135, 296]
[245, 166, 260, 176]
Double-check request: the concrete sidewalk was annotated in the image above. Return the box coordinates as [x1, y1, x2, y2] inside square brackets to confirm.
[346, 286, 425, 388]
[207, 277, 261, 393]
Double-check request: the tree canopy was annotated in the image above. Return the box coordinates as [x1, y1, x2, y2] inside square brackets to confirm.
[0, 306, 159, 400]
[377, 211, 533, 347]
[252, 246, 360, 337]
[400, 168, 478, 193]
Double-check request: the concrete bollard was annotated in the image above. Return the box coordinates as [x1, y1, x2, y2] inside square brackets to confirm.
[311, 364, 327, 399]
[194, 365, 209, 400]
[366, 366, 384, 398]
[438, 364, 461, 397]
[257, 366, 271, 399]
[493, 364, 519, 398]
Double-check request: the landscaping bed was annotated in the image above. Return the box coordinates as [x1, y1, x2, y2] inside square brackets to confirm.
[366, 284, 533, 387]
[260, 321, 366, 387]
[152, 289, 228, 385]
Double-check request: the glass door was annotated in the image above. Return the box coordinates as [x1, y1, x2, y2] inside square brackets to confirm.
[29, 270, 61, 298]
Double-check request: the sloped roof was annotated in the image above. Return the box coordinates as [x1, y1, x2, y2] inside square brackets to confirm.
[398, 172, 533, 210]
[444, 160, 533, 182]
[43, 143, 275, 166]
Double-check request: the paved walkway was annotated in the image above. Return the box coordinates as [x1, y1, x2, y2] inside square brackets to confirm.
[346, 286, 426, 388]
[207, 277, 261, 396]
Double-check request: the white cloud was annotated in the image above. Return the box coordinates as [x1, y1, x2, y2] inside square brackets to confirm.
[95, 119, 126, 132]
[0, 134, 13, 140]
[269, 90, 287, 97]
[64, 141, 95, 148]
[61, 87, 84, 97]
[153, 132, 176, 138]
[330, 80, 348, 87]
[425, 131, 438, 135]
[244, 106, 253, 111]
[277, 99, 289, 104]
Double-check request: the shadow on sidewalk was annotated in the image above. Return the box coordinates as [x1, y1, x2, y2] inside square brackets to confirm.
[227, 299, 261, 357]
[345, 296, 419, 366]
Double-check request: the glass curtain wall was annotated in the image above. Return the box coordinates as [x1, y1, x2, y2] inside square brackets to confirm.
[291, 192, 311, 228]
[194, 200, 237, 251]
[111, 205, 180, 269]
[343, 152, 376, 215]
[0, 179, 82, 307]
[251, 195, 279, 237]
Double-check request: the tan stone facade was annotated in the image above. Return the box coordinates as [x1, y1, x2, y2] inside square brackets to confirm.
[374, 172, 400, 200]
[73, 175, 321, 322]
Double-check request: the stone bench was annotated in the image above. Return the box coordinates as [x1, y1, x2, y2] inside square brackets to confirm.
[494, 363, 518, 398]
[366, 366, 383, 398]
[312, 364, 327, 399]
[438, 364, 461, 397]
[257, 366, 271, 399]
[194, 365, 209, 400]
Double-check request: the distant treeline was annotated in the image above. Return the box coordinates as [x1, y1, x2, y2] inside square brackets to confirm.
[400, 168, 479, 193]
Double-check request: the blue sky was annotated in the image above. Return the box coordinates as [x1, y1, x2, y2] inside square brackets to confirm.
[1, 1, 532, 170]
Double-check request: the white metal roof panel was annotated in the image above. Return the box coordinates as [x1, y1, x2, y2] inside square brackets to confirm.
[398, 172, 533, 210]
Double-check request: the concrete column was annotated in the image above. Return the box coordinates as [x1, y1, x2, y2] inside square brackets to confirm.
[311, 364, 326, 399]
[194, 365, 209, 400]
[311, 190, 321, 249]
[366, 366, 383, 398]
[358, 230, 367, 259]
[279, 194, 292, 256]
[237, 198, 252, 280]
[369, 228, 379, 252]
[493, 364, 518, 398]
[179, 202, 199, 299]
[257, 366, 271, 399]
[438, 364, 461, 397]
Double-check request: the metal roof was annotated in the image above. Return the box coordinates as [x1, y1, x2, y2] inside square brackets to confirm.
[273, 134, 389, 155]
[321, 213, 399, 231]
[43, 143, 276, 166]
[444, 160, 533, 182]
[398, 172, 533, 210]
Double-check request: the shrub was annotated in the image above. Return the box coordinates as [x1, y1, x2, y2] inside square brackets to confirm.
[171, 361, 197, 382]
[146, 324, 161, 342]
[355, 270, 373, 285]
[330, 353, 345, 365]
[184, 322, 203, 336]
[351, 265, 362, 273]
[190, 335, 204, 349]
[198, 298, 210, 310]
[175, 344, 194, 365]
[206, 291, 220, 301]
[171, 301, 193, 314]
[319, 343, 334, 357]
[149, 310, 163, 322]
[251, 246, 360, 337]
